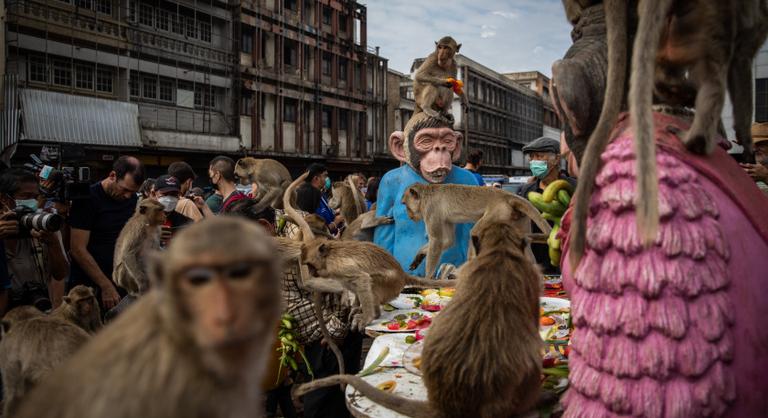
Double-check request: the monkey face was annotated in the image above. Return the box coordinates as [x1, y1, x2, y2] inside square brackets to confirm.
[234, 158, 256, 185]
[176, 261, 276, 351]
[300, 241, 330, 277]
[327, 182, 346, 209]
[401, 186, 423, 221]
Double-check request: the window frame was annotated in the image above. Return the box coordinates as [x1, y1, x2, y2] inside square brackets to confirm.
[96, 67, 113, 93]
[75, 63, 94, 90]
[52, 60, 72, 87]
[28, 56, 48, 83]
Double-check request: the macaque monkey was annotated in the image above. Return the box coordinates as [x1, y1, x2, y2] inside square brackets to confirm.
[295, 220, 543, 418]
[570, 0, 768, 267]
[234, 158, 292, 210]
[13, 217, 283, 418]
[0, 307, 90, 417]
[328, 177, 366, 224]
[113, 199, 166, 297]
[284, 173, 457, 332]
[340, 209, 394, 241]
[401, 183, 552, 279]
[50, 285, 102, 334]
[414, 36, 468, 124]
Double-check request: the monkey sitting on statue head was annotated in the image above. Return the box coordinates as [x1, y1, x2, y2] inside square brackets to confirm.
[13, 217, 283, 418]
[413, 36, 469, 125]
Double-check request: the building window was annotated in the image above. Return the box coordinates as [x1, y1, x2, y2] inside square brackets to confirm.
[339, 14, 348, 33]
[75, 64, 94, 90]
[284, 99, 297, 123]
[95, 0, 111, 14]
[284, 40, 297, 67]
[322, 53, 331, 76]
[76, 0, 92, 9]
[241, 91, 253, 115]
[128, 0, 136, 22]
[130, 73, 140, 97]
[322, 106, 331, 128]
[339, 58, 348, 82]
[199, 21, 211, 43]
[143, 76, 157, 99]
[159, 78, 174, 102]
[156, 9, 169, 31]
[186, 17, 197, 38]
[242, 30, 253, 54]
[139, 4, 153, 26]
[96, 67, 113, 93]
[757, 78, 768, 123]
[285, 0, 297, 11]
[28, 56, 47, 83]
[172, 14, 184, 35]
[322, 6, 331, 25]
[204, 88, 216, 108]
[195, 85, 215, 108]
[52, 61, 71, 87]
[339, 109, 348, 131]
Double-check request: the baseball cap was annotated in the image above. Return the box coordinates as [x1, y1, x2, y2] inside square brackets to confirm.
[155, 175, 181, 194]
[752, 122, 768, 146]
[522, 137, 560, 155]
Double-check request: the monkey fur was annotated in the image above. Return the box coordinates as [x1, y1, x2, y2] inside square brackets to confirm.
[295, 220, 543, 418]
[569, 0, 768, 268]
[234, 157, 292, 211]
[113, 199, 166, 297]
[401, 183, 552, 279]
[50, 285, 102, 334]
[340, 207, 394, 241]
[0, 307, 91, 417]
[328, 177, 366, 224]
[13, 217, 283, 418]
[413, 36, 468, 124]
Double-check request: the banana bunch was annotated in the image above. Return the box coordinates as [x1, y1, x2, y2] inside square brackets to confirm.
[527, 180, 573, 267]
[276, 313, 312, 383]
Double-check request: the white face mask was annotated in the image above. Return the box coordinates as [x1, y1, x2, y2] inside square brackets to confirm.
[15, 199, 38, 211]
[157, 196, 179, 212]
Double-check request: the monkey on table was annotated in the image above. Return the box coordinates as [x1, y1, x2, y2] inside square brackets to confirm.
[413, 36, 469, 124]
[296, 219, 543, 418]
[13, 217, 283, 418]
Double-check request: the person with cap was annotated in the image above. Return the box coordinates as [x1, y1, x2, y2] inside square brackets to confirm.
[741, 122, 768, 195]
[517, 136, 577, 198]
[152, 175, 193, 246]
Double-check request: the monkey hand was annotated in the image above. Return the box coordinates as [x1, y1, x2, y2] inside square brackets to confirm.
[351, 312, 373, 332]
[436, 263, 457, 281]
[409, 253, 426, 271]
[446, 77, 464, 95]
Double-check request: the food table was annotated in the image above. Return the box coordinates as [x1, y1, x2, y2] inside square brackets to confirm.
[344, 277, 570, 418]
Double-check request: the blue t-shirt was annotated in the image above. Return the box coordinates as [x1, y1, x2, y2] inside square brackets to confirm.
[373, 165, 478, 277]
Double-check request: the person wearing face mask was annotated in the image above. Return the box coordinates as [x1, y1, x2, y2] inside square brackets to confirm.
[296, 163, 344, 235]
[0, 169, 69, 312]
[194, 156, 247, 216]
[69, 156, 144, 311]
[517, 136, 577, 198]
[152, 175, 193, 246]
[741, 123, 768, 196]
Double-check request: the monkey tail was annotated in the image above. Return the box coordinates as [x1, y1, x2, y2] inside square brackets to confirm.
[405, 275, 457, 288]
[347, 176, 365, 220]
[309, 292, 346, 390]
[630, 0, 670, 246]
[283, 172, 315, 241]
[295, 375, 431, 418]
[510, 195, 552, 236]
[568, 0, 628, 271]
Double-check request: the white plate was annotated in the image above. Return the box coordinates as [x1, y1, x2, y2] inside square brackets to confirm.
[387, 294, 424, 310]
[402, 340, 424, 376]
[539, 297, 571, 341]
[345, 368, 427, 418]
[363, 334, 414, 369]
[365, 309, 434, 333]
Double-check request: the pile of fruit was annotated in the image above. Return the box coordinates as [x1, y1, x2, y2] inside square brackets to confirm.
[383, 312, 432, 331]
[527, 179, 574, 267]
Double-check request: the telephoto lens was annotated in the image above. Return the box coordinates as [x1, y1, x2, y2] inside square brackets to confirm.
[19, 212, 64, 232]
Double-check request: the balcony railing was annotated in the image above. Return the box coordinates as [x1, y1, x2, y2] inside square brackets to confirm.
[126, 29, 234, 65]
[8, 0, 126, 41]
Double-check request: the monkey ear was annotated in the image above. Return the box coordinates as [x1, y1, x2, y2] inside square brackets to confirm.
[434, 41, 438, 46]
[318, 243, 331, 256]
[456, 44, 462, 52]
[388, 131, 407, 163]
[408, 187, 419, 199]
[471, 235, 481, 256]
[63, 296, 72, 305]
[139, 205, 148, 215]
[451, 131, 463, 163]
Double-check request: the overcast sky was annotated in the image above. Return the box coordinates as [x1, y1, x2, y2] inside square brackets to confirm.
[364, 0, 573, 77]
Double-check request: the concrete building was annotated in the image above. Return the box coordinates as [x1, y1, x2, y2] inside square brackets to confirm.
[385, 68, 413, 135]
[237, 0, 393, 176]
[411, 55, 543, 175]
[504, 70, 562, 141]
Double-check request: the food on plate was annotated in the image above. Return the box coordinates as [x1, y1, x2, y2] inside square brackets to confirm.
[420, 293, 444, 311]
[405, 335, 417, 344]
[539, 298, 572, 342]
[419, 287, 455, 298]
[376, 380, 397, 392]
[383, 312, 432, 331]
[412, 357, 422, 370]
[540, 316, 556, 326]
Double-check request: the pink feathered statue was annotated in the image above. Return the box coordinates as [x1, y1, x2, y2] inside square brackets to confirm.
[558, 112, 768, 417]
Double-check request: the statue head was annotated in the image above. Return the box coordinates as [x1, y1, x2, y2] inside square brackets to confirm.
[388, 113, 463, 183]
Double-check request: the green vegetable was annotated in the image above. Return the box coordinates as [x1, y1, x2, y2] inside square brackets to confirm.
[405, 335, 417, 344]
[541, 367, 569, 377]
[358, 347, 390, 377]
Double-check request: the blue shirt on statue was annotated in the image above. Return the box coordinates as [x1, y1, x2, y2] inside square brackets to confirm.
[374, 164, 478, 277]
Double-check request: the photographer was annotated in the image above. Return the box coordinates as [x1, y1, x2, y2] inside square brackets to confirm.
[0, 169, 69, 312]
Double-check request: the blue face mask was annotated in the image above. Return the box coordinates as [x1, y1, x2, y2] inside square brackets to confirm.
[324, 177, 332, 190]
[529, 160, 550, 179]
[15, 199, 38, 211]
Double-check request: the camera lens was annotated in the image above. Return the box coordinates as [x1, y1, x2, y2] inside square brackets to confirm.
[19, 212, 63, 232]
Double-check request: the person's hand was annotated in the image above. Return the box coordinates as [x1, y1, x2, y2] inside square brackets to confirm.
[0, 212, 19, 240]
[31, 229, 56, 243]
[741, 163, 768, 182]
[193, 196, 206, 209]
[100, 282, 120, 309]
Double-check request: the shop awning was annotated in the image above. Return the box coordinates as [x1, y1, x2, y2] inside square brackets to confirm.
[20, 89, 142, 147]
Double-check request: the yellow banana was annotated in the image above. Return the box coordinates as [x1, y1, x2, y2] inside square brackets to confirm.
[543, 179, 574, 203]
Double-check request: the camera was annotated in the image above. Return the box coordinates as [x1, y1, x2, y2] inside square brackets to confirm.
[11, 282, 52, 312]
[12, 207, 64, 237]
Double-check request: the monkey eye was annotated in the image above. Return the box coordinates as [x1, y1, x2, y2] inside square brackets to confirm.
[183, 268, 214, 286]
[226, 263, 253, 280]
